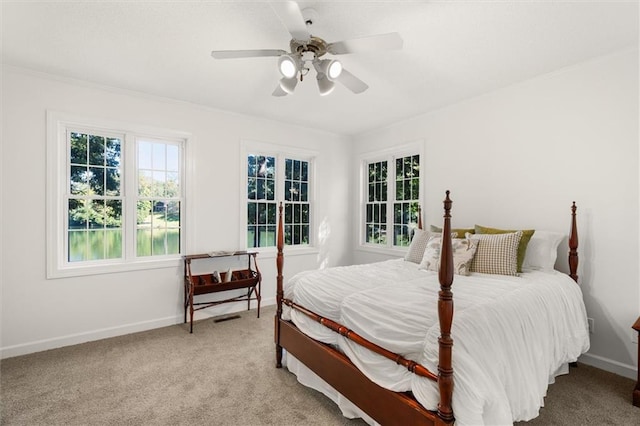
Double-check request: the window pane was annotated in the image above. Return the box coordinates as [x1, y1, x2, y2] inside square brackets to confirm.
[258, 203, 266, 224]
[68, 230, 87, 262]
[136, 228, 151, 257]
[152, 143, 166, 170]
[247, 178, 257, 200]
[89, 167, 104, 195]
[138, 170, 153, 196]
[166, 201, 180, 227]
[267, 226, 277, 245]
[285, 204, 292, 224]
[88, 200, 104, 229]
[106, 138, 121, 168]
[88, 135, 105, 166]
[247, 203, 257, 225]
[166, 228, 180, 254]
[266, 179, 275, 201]
[166, 172, 179, 197]
[105, 200, 122, 228]
[301, 161, 308, 181]
[152, 171, 166, 197]
[267, 203, 277, 224]
[105, 168, 120, 196]
[247, 225, 257, 248]
[368, 163, 375, 183]
[166, 145, 179, 172]
[68, 199, 87, 229]
[284, 225, 292, 245]
[105, 229, 122, 259]
[88, 230, 105, 260]
[70, 166, 87, 195]
[138, 141, 152, 170]
[152, 230, 166, 256]
[70, 132, 87, 165]
[285, 158, 293, 180]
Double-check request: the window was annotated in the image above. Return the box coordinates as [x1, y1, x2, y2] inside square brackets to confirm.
[68, 131, 123, 261]
[244, 142, 314, 250]
[47, 111, 189, 278]
[283, 158, 310, 246]
[136, 140, 182, 257]
[362, 148, 421, 250]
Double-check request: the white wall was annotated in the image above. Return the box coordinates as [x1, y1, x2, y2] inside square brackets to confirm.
[351, 49, 639, 378]
[0, 67, 351, 358]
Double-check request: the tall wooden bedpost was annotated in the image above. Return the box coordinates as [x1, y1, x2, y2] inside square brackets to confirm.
[437, 191, 455, 423]
[569, 202, 579, 283]
[275, 202, 284, 368]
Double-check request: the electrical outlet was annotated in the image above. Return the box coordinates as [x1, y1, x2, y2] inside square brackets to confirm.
[587, 318, 594, 334]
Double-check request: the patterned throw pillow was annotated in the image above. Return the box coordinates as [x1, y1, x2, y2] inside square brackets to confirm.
[474, 225, 535, 273]
[404, 229, 433, 264]
[419, 236, 478, 276]
[468, 231, 522, 276]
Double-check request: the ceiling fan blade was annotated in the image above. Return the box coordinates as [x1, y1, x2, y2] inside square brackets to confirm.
[335, 69, 369, 94]
[327, 32, 403, 55]
[270, 1, 310, 42]
[272, 85, 288, 97]
[211, 49, 286, 59]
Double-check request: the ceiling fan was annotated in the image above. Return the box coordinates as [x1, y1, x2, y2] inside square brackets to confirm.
[210, 1, 403, 96]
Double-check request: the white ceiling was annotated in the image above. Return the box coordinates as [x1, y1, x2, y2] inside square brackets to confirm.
[2, 1, 638, 135]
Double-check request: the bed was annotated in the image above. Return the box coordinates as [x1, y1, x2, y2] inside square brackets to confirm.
[274, 191, 589, 425]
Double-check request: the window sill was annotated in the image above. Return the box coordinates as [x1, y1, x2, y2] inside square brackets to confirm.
[47, 257, 182, 279]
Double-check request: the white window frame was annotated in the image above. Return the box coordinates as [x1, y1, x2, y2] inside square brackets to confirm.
[359, 141, 423, 254]
[240, 140, 318, 256]
[46, 111, 193, 278]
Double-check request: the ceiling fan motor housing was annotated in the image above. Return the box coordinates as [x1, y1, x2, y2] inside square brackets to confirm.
[290, 36, 328, 59]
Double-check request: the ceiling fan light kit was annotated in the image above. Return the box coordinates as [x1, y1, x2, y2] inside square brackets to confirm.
[278, 54, 299, 79]
[210, 1, 403, 97]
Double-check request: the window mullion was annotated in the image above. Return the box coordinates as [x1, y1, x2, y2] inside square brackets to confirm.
[387, 155, 394, 248]
[125, 134, 136, 261]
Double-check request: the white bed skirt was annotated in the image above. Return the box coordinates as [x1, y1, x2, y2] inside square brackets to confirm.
[283, 350, 570, 425]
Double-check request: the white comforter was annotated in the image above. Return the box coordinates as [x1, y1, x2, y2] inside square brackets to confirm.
[283, 259, 590, 425]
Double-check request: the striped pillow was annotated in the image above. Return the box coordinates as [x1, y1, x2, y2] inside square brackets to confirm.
[468, 231, 522, 276]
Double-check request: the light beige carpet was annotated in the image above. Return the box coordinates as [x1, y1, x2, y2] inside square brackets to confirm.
[1, 305, 638, 425]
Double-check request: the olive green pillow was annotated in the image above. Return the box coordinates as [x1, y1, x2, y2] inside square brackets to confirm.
[474, 225, 535, 273]
[430, 225, 475, 239]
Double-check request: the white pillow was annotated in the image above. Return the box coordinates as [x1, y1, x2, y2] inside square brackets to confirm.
[522, 230, 565, 272]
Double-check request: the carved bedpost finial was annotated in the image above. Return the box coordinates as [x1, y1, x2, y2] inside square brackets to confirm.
[437, 190, 454, 423]
[569, 202, 579, 283]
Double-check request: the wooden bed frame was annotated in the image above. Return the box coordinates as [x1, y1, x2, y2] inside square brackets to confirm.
[274, 191, 579, 425]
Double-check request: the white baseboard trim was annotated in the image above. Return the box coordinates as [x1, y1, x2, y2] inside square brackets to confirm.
[579, 352, 637, 380]
[1, 298, 276, 360]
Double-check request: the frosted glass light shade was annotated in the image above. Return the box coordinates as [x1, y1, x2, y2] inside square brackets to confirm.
[278, 55, 298, 78]
[328, 60, 342, 80]
[317, 75, 335, 96]
[279, 76, 298, 94]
